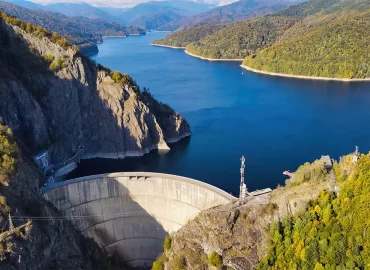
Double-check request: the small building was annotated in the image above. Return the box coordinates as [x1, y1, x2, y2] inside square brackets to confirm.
[33, 151, 51, 173]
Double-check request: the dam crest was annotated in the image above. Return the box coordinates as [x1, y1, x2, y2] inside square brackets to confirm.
[43, 172, 236, 268]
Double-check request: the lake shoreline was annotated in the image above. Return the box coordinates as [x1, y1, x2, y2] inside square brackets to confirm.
[184, 50, 244, 62]
[151, 43, 185, 49]
[102, 35, 127, 39]
[240, 64, 370, 82]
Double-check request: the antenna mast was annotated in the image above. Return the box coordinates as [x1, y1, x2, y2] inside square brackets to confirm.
[239, 155, 247, 199]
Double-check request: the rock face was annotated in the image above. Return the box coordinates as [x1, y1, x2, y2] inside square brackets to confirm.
[163, 200, 272, 270]
[0, 19, 190, 164]
[160, 179, 330, 269]
[0, 153, 128, 270]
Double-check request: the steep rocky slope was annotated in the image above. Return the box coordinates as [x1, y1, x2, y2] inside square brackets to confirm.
[153, 155, 335, 269]
[0, 135, 128, 269]
[0, 16, 190, 164]
[0, 12, 190, 269]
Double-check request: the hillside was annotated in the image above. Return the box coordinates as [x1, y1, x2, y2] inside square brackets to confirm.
[129, 7, 189, 30]
[185, 16, 298, 59]
[0, 11, 190, 267]
[157, 0, 291, 31]
[242, 9, 370, 79]
[153, 23, 226, 47]
[158, 0, 370, 79]
[0, 14, 127, 269]
[0, 1, 145, 55]
[42, 2, 119, 22]
[153, 152, 370, 269]
[120, 1, 213, 29]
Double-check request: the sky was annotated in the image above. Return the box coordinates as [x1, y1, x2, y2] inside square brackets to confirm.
[28, 0, 235, 8]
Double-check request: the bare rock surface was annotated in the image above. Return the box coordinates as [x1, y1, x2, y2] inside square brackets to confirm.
[0, 20, 190, 164]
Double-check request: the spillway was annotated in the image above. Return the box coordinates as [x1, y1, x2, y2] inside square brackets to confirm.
[43, 172, 235, 268]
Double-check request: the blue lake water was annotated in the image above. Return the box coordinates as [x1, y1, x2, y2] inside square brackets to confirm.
[71, 32, 370, 195]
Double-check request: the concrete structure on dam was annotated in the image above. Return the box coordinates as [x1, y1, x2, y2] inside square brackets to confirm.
[43, 172, 236, 268]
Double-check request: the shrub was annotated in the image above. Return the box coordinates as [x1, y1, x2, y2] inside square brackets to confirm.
[163, 235, 171, 252]
[152, 261, 164, 270]
[0, 196, 7, 206]
[49, 58, 67, 72]
[208, 251, 222, 268]
[42, 54, 54, 62]
[173, 255, 186, 270]
[0, 125, 18, 186]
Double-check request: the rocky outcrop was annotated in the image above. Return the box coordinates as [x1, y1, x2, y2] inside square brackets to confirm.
[163, 202, 272, 270]
[0, 19, 190, 164]
[159, 177, 330, 269]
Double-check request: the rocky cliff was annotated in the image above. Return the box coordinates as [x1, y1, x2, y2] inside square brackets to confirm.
[0, 14, 190, 269]
[0, 139, 128, 269]
[154, 157, 334, 269]
[0, 17, 190, 164]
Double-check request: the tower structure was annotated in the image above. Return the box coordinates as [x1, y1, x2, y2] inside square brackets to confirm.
[239, 155, 248, 199]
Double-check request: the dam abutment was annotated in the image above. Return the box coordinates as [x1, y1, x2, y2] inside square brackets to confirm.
[43, 172, 235, 267]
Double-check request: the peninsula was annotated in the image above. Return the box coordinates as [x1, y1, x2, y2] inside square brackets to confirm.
[153, 0, 370, 80]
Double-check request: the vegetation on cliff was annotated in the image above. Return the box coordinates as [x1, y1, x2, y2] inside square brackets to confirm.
[259, 153, 370, 269]
[0, 10, 73, 50]
[153, 152, 369, 269]
[0, 124, 18, 186]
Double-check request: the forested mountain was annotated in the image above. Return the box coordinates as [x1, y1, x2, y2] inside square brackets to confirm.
[186, 16, 298, 59]
[119, 1, 213, 30]
[157, 0, 370, 79]
[128, 7, 189, 30]
[2, 0, 39, 9]
[153, 24, 226, 47]
[42, 2, 119, 22]
[243, 9, 370, 79]
[0, 1, 145, 52]
[157, 0, 291, 31]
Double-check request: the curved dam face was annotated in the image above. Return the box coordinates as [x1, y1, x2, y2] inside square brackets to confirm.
[43, 172, 235, 268]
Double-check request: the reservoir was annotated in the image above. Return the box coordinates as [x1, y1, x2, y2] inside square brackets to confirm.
[69, 32, 370, 195]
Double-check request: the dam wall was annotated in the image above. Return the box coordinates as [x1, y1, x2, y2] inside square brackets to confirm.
[43, 172, 235, 268]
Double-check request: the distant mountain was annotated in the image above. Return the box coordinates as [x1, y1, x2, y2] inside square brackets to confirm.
[43, 3, 119, 22]
[158, 0, 291, 31]
[99, 7, 129, 17]
[0, 1, 145, 55]
[2, 0, 40, 9]
[120, 1, 214, 29]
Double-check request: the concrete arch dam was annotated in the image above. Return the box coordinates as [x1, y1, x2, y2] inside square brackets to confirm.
[43, 172, 236, 268]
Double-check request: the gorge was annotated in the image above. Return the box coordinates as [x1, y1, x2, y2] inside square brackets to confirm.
[1, 2, 370, 269]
